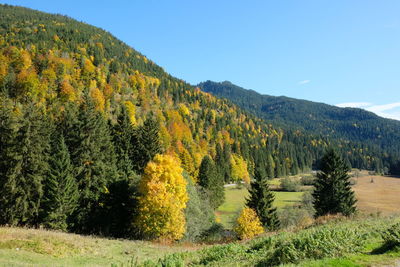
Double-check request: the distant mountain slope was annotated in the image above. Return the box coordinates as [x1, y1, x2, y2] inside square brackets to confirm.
[198, 81, 400, 160]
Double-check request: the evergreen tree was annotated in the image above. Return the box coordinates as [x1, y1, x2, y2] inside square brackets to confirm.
[313, 149, 357, 217]
[42, 135, 78, 231]
[0, 103, 50, 225]
[131, 116, 162, 173]
[198, 155, 225, 209]
[246, 168, 279, 230]
[111, 105, 135, 178]
[65, 98, 119, 233]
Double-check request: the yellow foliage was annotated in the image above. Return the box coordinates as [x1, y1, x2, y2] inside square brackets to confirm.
[234, 208, 264, 240]
[230, 154, 250, 183]
[124, 101, 136, 125]
[60, 79, 76, 101]
[90, 87, 105, 111]
[136, 154, 188, 241]
[178, 103, 190, 116]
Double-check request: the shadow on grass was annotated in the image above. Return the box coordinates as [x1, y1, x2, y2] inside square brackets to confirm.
[370, 242, 399, 255]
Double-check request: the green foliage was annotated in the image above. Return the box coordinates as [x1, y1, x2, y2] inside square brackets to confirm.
[278, 206, 313, 229]
[64, 99, 119, 233]
[382, 222, 400, 248]
[41, 135, 78, 231]
[313, 149, 357, 217]
[267, 226, 367, 265]
[183, 173, 215, 242]
[281, 177, 302, 192]
[0, 103, 50, 226]
[131, 117, 162, 174]
[198, 155, 224, 209]
[246, 168, 280, 230]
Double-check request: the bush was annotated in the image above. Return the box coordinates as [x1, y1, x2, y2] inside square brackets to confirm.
[382, 222, 400, 248]
[234, 208, 264, 240]
[199, 223, 227, 243]
[280, 178, 301, 192]
[278, 206, 313, 229]
[183, 173, 215, 242]
[300, 175, 315, 186]
[268, 225, 367, 265]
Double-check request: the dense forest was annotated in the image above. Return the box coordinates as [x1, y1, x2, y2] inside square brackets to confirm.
[199, 81, 400, 173]
[0, 4, 398, 240]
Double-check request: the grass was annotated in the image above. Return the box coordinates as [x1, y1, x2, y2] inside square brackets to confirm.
[217, 184, 304, 229]
[183, 215, 400, 266]
[0, 227, 197, 266]
[2, 215, 400, 266]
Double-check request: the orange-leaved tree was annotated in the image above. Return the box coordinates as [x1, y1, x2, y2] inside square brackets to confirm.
[234, 207, 264, 240]
[135, 154, 188, 241]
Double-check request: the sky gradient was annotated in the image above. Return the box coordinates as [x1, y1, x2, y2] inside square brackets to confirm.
[2, 0, 400, 119]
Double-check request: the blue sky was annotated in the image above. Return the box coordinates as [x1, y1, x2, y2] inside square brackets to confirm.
[2, 0, 400, 119]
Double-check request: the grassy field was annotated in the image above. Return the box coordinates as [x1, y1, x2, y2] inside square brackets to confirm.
[353, 174, 400, 215]
[217, 180, 304, 228]
[0, 227, 197, 266]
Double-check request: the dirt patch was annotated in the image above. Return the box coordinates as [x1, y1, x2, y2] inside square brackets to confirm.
[352, 175, 400, 215]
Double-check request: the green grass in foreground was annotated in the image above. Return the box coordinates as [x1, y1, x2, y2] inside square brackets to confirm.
[0, 227, 196, 266]
[217, 184, 304, 228]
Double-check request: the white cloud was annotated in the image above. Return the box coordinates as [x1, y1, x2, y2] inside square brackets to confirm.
[298, 80, 310, 85]
[335, 102, 400, 121]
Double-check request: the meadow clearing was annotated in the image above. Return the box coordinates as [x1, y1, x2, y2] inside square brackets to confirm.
[217, 172, 400, 229]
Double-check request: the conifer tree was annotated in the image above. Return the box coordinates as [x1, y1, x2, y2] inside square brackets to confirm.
[0, 103, 50, 225]
[198, 155, 224, 209]
[111, 105, 135, 178]
[246, 168, 280, 230]
[65, 97, 119, 233]
[42, 135, 78, 231]
[131, 116, 162, 173]
[313, 149, 357, 217]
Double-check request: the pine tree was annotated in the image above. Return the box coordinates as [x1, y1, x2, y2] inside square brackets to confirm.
[42, 135, 78, 231]
[246, 168, 279, 230]
[198, 155, 224, 209]
[313, 149, 357, 217]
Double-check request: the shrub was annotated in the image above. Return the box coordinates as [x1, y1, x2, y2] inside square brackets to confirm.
[280, 178, 301, 192]
[234, 208, 264, 240]
[183, 173, 215, 242]
[268, 225, 367, 265]
[199, 223, 227, 243]
[382, 222, 400, 248]
[278, 206, 313, 229]
[198, 243, 247, 265]
[300, 175, 315, 186]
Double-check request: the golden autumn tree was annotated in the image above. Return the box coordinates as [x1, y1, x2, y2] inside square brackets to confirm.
[234, 208, 264, 240]
[135, 154, 188, 241]
[230, 154, 250, 183]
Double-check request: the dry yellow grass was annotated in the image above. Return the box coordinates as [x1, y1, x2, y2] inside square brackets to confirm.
[353, 174, 400, 215]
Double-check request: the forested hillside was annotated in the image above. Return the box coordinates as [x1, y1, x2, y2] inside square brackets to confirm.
[199, 80, 400, 173]
[0, 5, 323, 239]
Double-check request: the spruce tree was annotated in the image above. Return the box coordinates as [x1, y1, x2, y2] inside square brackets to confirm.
[313, 149, 357, 217]
[246, 168, 279, 230]
[131, 116, 162, 173]
[0, 103, 50, 225]
[42, 135, 78, 231]
[111, 105, 135, 178]
[198, 155, 224, 209]
[64, 98, 119, 233]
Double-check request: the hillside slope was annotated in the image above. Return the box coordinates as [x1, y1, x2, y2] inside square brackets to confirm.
[199, 81, 400, 170]
[1, 215, 400, 266]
